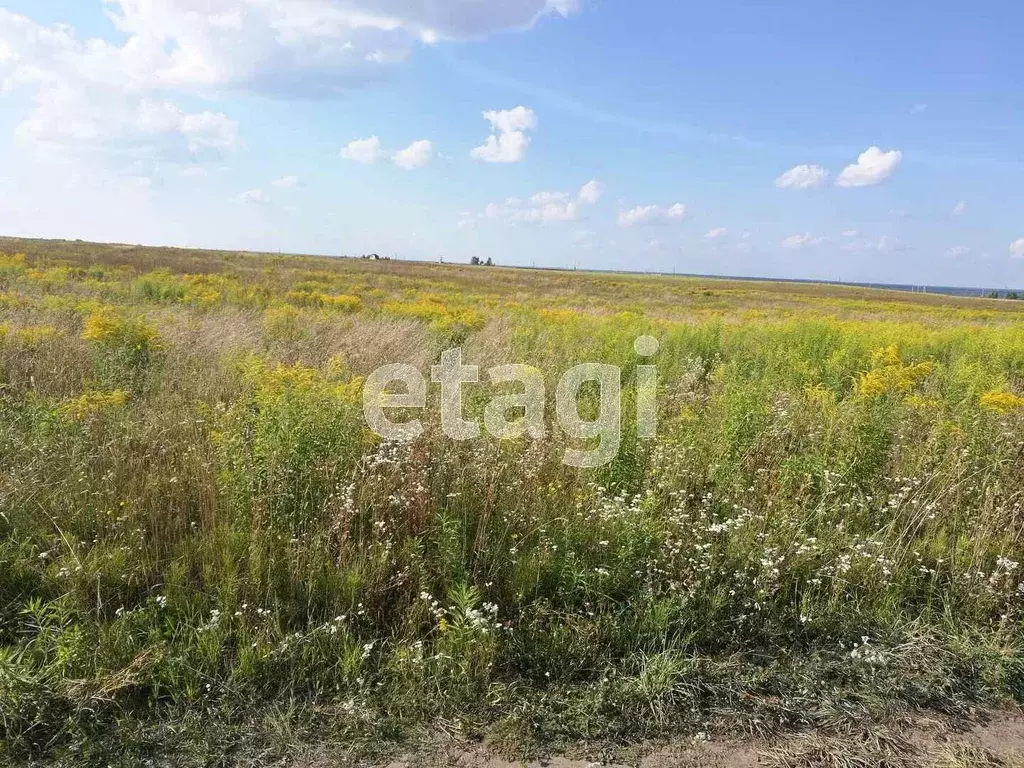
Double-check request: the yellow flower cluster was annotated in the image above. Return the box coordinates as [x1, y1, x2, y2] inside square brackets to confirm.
[0, 324, 61, 345]
[382, 296, 483, 333]
[857, 345, 935, 398]
[82, 308, 160, 350]
[60, 390, 129, 421]
[263, 304, 304, 341]
[979, 390, 1024, 414]
[286, 290, 362, 312]
[0, 253, 27, 275]
[239, 358, 363, 404]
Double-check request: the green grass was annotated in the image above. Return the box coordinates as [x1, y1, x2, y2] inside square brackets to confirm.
[0, 239, 1023, 765]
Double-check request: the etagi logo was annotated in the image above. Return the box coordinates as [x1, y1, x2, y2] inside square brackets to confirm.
[362, 336, 661, 468]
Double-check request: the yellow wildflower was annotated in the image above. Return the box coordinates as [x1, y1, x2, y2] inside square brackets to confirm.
[61, 390, 129, 421]
[979, 391, 1024, 414]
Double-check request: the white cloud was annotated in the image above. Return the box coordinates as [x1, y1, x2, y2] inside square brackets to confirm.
[471, 132, 530, 163]
[529, 191, 569, 205]
[393, 139, 434, 169]
[485, 197, 578, 224]
[480, 180, 602, 225]
[482, 106, 537, 134]
[842, 229, 860, 238]
[952, 200, 967, 216]
[341, 136, 386, 164]
[775, 164, 829, 189]
[781, 233, 824, 249]
[1011, 239, 1024, 259]
[0, 10, 241, 171]
[63, 2, 581, 95]
[946, 245, 971, 258]
[0, 2, 578, 173]
[179, 110, 240, 153]
[342, 136, 435, 168]
[272, 175, 301, 189]
[618, 203, 686, 228]
[704, 227, 729, 240]
[471, 106, 536, 163]
[578, 180, 603, 204]
[836, 146, 903, 188]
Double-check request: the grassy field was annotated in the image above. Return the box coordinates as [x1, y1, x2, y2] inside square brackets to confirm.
[1, 237, 1024, 766]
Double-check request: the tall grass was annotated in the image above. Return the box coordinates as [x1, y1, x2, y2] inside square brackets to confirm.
[0, 243, 1023, 763]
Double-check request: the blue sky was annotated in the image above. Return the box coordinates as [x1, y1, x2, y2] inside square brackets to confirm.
[0, 1, 1022, 287]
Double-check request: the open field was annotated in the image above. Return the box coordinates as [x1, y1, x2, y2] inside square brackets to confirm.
[1, 237, 1024, 766]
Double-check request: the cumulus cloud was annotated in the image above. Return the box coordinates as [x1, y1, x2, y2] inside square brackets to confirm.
[478, 180, 602, 225]
[341, 136, 387, 164]
[780, 233, 825, 249]
[618, 203, 686, 228]
[704, 227, 729, 240]
[836, 146, 903, 187]
[775, 164, 829, 189]
[340, 135, 434, 168]
[471, 106, 537, 163]
[1011, 239, 1024, 259]
[952, 200, 967, 216]
[471, 131, 530, 162]
[946, 245, 971, 258]
[0, 2, 579, 173]
[66, 1, 582, 95]
[482, 106, 538, 134]
[393, 139, 435, 169]
[578, 180, 603, 204]
[0, 10, 244, 171]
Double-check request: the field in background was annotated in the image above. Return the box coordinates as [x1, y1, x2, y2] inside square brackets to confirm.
[1, 237, 1024, 766]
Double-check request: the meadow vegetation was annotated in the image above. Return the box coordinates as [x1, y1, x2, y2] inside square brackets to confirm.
[0, 237, 1023, 765]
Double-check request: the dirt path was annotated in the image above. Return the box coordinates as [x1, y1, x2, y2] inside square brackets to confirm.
[365, 712, 1024, 768]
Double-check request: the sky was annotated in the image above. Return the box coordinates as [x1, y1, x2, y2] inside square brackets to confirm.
[0, 1, 1022, 288]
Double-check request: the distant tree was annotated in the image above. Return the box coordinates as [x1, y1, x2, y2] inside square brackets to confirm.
[470, 256, 481, 266]
[986, 291, 1000, 299]
[1007, 292, 1021, 300]
[485, 257, 494, 266]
